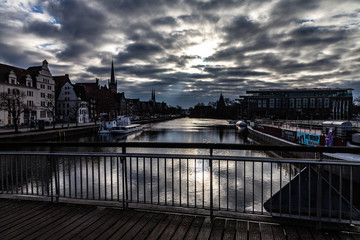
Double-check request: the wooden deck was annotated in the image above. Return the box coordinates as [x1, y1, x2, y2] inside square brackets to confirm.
[0, 199, 360, 240]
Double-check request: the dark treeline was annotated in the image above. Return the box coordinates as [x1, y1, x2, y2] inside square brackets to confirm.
[188, 93, 239, 119]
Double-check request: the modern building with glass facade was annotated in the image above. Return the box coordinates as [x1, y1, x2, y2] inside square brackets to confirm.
[237, 88, 353, 120]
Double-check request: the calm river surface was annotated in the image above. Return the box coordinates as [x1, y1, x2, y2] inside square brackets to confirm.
[13, 118, 295, 214]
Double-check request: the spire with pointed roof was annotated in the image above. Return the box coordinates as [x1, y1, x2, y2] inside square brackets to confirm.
[109, 60, 117, 94]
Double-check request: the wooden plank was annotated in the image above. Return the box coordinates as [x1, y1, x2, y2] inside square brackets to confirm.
[172, 216, 195, 240]
[107, 211, 146, 240]
[236, 221, 248, 240]
[0, 201, 46, 226]
[69, 209, 116, 240]
[93, 210, 137, 240]
[260, 223, 274, 240]
[146, 214, 174, 240]
[36, 205, 98, 240]
[120, 212, 154, 239]
[283, 225, 300, 240]
[0, 204, 64, 239]
[184, 216, 205, 239]
[133, 213, 165, 239]
[272, 225, 286, 240]
[310, 228, 333, 240]
[209, 218, 225, 240]
[10, 205, 79, 240]
[296, 227, 314, 240]
[23, 205, 94, 240]
[158, 215, 183, 240]
[223, 220, 236, 240]
[44, 207, 104, 240]
[248, 222, 261, 240]
[60, 208, 110, 239]
[197, 217, 212, 240]
[83, 209, 126, 239]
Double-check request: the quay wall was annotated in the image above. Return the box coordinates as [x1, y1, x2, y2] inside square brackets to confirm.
[0, 125, 98, 141]
[248, 126, 318, 159]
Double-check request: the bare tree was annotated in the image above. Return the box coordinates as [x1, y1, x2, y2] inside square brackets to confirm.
[45, 98, 56, 129]
[0, 90, 28, 133]
[69, 99, 80, 127]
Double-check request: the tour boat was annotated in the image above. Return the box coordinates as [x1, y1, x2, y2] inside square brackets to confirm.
[98, 116, 142, 135]
[110, 124, 143, 135]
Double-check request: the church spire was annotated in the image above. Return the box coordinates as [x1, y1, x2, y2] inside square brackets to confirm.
[109, 59, 117, 94]
[110, 59, 115, 84]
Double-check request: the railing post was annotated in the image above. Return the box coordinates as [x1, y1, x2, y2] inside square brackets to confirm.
[49, 155, 59, 203]
[210, 148, 213, 222]
[121, 146, 128, 209]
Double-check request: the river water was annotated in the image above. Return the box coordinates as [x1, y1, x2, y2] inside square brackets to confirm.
[5, 118, 296, 214]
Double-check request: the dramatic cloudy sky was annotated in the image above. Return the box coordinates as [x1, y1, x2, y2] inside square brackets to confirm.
[0, 0, 359, 108]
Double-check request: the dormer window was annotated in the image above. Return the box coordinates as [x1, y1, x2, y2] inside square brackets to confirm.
[26, 74, 32, 87]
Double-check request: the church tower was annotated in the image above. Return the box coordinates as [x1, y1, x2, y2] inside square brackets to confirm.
[151, 89, 156, 102]
[109, 60, 117, 94]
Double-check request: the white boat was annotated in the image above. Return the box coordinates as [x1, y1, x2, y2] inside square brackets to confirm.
[110, 124, 143, 135]
[98, 116, 142, 135]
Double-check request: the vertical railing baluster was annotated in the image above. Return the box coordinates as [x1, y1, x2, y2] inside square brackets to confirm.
[157, 158, 160, 205]
[270, 162, 272, 216]
[172, 158, 174, 206]
[328, 165, 332, 219]
[165, 157, 167, 206]
[86, 157, 89, 200]
[194, 159, 197, 208]
[110, 156, 113, 201]
[150, 156, 153, 204]
[227, 160, 229, 211]
[137, 157, 139, 203]
[143, 157, 146, 203]
[80, 155, 83, 199]
[350, 166, 353, 224]
[98, 156, 101, 200]
[261, 162, 263, 215]
[235, 160, 238, 212]
[122, 146, 128, 209]
[117, 156, 120, 202]
[339, 166, 342, 221]
[218, 159, 220, 210]
[129, 156, 132, 202]
[187, 158, 189, 208]
[92, 157, 95, 200]
[308, 164, 311, 218]
[210, 148, 213, 222]
[202, 158, 204, 209]
[279, 162, 282, 216]
[15, 155, 18, 194]
[252, 161, 255, 213]
[179, 158, 182, 206]
[104, 156, 107, 200]
[74, 156, 77, 198]
[244, 161, 246, 213]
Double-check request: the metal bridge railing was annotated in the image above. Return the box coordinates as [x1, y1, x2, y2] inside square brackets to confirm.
[0, 142, 360, 225]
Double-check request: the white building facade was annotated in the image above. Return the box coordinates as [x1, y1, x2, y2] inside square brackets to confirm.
[0, 60, 55, 127]
[57, 81, 89, 123]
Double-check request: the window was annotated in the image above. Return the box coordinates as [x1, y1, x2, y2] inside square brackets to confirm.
[258, 100, 262, 108]
[289, 98, 295, 108]
[310, 98, 315, 108]
[262, 100, 267, 108]
[317, 98, 323, 108]
[303, 98, 308, 108]
[324, 98, 329, 108]
[48, 86, 52, 90]
[47, 93, 52, 99]
[40, 84, 45, 89]
[7, 88, 10, 94]
[40, 111, 46, 118]
[276, 99, 281, 108]
[269, 99, 274, 108]
[41, 93, 45, 98]
[41, 101, 46, 107]
[296, 98, 302, 108]
[282, 99, 288, 108]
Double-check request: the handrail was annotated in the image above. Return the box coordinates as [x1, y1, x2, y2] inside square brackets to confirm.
[1, 141, 360, 154]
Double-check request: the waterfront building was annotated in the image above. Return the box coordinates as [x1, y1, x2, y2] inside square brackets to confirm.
[54, 74, 89, 123]
[238, 88, 353, 120]
[0, 60, 55, 127]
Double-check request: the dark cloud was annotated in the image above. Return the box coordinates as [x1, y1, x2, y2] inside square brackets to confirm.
[151, 16, 177, 26]
[0, 0, 359, 107]
[116, 43, 164, 63]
